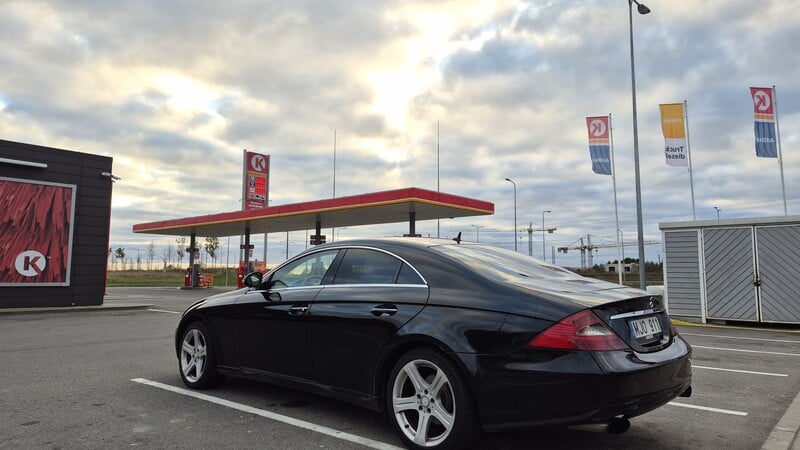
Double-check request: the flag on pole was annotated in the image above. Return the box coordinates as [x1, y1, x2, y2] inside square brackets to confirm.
[750, 87, 778, 158]
[586, 116, 611, 175]
[659, 103, 688, 167]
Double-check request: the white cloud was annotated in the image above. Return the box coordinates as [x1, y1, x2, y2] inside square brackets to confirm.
[0, 0, 797, 267]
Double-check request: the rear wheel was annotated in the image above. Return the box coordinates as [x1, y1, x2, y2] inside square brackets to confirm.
[179, 322, 222, 389]
[387, 349, 481, 449]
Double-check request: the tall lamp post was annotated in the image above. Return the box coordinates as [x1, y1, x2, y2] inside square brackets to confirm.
[714, 207, 721, 220]
[541, 210, 551, 261]
[505, 178, 517, 251]
[470, 225, 483, 243]
[628, 0, 650, 290]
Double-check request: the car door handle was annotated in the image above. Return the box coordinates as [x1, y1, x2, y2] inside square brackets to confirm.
[371, 305, 397, 317]
[289, 305, 309, 316]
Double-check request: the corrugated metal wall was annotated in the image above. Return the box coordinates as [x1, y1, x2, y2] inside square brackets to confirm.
[663, 221, 800, 324]
[663, 231, 702, 317]
[756, 225, 800, 323]
[703, 228, 758, 321]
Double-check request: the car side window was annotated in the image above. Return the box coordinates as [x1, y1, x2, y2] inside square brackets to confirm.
[333, 249, 402, 285]
[396, 263, 425, 285]
[269, 250, 339, 288]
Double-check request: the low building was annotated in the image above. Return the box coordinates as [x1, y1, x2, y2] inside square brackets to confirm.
[660, 215, 800, 324]
[602, 262, 639, 274]
[0, 140, 113, 308]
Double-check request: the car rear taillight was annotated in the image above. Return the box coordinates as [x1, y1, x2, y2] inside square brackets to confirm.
[528, 309, 629, 351]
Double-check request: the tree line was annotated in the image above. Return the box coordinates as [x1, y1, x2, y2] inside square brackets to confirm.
[109, 236, 221, 270]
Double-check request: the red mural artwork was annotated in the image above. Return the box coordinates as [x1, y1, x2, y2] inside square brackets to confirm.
[0, 179, 74, 284]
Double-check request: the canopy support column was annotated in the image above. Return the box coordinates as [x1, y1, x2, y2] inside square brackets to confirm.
[188, 233, 198, 287]
[243, 226, 251, 270]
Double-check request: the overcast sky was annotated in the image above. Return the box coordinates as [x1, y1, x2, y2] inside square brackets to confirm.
[1, 0, 797, 268]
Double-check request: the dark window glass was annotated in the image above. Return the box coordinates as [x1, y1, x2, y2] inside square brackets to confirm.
[396, 263, 424, 285]
[333, 249, 402, 285]
[269, 250, 339, 288]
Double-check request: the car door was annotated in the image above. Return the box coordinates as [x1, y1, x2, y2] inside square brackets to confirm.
[231, 249, 340, 380]
[306, 248, 429, 395]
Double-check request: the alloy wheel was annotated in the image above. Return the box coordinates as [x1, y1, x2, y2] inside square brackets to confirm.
[180, 328, 207, 383]
[391, 358, 456, 448]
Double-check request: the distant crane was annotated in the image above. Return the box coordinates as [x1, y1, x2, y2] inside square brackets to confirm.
[461, 224, 556, 257]
[558, 234, 660, 270]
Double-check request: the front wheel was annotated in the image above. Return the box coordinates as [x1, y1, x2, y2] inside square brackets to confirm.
[178, 321, 223, 389]
[387, 349, 481, 449]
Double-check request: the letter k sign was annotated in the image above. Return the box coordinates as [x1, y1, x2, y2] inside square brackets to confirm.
[15, 250, 47, 277]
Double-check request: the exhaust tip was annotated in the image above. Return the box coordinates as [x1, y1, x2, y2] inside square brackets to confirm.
[607, 417, 630, 435]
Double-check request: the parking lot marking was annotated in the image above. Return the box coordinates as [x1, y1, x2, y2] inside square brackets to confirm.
[683, 332, 800, 344]
[692, 345, 800, 357]
[692, 365, 788, 377]
[148, 308, 180, 314]
[131, 378, 403, 450]
[669, 402, 748, 416]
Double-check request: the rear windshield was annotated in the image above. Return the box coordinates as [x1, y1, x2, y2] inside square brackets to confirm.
[430, 243, 575, 282]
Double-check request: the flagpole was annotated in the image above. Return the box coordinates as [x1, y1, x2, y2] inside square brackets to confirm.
[437, 120, 440, 237]
[684, 100, 697, 220]
[773, 85, 788, 215]
[609, 114, 623, 285]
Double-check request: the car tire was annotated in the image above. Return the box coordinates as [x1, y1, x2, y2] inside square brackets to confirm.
[387, 348, 481, 449]
[178, 321, 223, 389]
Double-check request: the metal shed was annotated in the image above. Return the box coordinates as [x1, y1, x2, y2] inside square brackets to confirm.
[659, 215, 800, 324]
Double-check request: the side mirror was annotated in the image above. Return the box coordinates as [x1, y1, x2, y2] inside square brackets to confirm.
[243, 271, 263, 288]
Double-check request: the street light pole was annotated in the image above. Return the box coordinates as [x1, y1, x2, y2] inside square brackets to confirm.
[542, 210, 551, 261]
[628, 0, 650, 290]
[505, 178, 517, 251]
[714, 207, 721, 221]
[470, 225, 483, 243]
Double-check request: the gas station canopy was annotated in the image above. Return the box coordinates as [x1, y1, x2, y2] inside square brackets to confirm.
[133, 187, 495, 238]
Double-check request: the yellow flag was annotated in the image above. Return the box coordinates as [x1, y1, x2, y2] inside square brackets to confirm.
[659, 103, 687, 167]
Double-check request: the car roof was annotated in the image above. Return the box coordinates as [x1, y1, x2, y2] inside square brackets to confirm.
[314, 236, 463, 251]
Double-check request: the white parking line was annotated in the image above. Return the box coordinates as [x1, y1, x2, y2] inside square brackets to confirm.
[692, 345, 800, 357]
[148, 309, 181, 314]
[682, 332, 800, 344]
[692, 365, 788, 377]
[131, 378, 402, 450]
[669, 402, 748, 416]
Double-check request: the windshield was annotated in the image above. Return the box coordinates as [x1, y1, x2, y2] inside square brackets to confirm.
[431, 243, 575, 282]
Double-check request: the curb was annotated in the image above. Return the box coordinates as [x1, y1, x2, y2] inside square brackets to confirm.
[671, 319, 800, 335]
[0, 303, 154, 315]
[762, 388, 800, 450]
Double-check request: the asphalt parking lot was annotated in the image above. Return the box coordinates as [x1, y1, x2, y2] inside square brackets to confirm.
[1, 287, 798, 449]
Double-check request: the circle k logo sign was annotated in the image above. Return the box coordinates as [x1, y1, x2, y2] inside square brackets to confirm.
[589, 119, 607, 138]
[15, 250, 47, 277]
[250, 154, 268, 173]
[753, 90, 771, 112]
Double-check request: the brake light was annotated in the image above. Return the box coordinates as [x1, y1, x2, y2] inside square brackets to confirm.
[528, 309, 628, 351]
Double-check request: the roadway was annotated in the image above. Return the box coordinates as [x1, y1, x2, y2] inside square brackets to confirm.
[1, 287, 798, 449]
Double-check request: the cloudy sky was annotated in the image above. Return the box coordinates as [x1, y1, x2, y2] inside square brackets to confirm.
[1, 0, 797, 268]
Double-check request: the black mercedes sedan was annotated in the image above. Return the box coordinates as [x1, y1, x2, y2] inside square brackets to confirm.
[175, 237, 691, 449]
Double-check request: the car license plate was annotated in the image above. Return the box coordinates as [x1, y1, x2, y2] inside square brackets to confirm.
[630, 316, 662, 340]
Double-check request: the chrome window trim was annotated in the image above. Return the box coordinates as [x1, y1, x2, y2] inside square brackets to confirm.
[267, 245, 429, 288]
[322, 245, 429, 286]
[320, 283, 429, 289]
